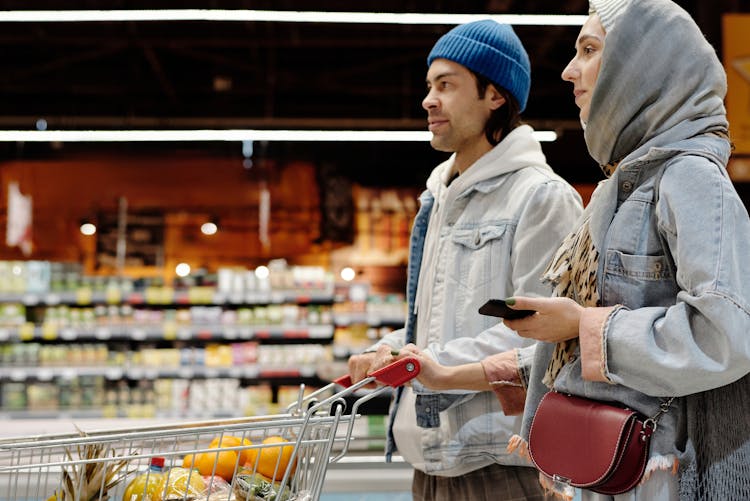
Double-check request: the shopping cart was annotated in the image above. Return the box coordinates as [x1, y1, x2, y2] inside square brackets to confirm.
[0, 357, 419, 501]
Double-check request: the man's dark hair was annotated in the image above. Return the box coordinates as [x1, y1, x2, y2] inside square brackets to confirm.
[473, 71, 523, 146]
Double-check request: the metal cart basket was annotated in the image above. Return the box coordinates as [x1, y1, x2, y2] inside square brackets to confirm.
[0, 357, 419, 501]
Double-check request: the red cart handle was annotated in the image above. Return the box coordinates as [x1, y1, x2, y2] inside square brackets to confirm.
[334, 356, 420, 388]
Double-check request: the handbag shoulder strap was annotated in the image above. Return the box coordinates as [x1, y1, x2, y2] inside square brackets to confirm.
[648, 161, 678, 430]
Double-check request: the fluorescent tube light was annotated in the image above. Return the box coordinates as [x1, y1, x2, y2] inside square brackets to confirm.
[0, 129, 557, 142]
[0, 10, 586, 26]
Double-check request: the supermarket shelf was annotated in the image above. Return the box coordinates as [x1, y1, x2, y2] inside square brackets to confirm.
[0, 323, 334, 342]
[0, 364, 320, 381]
[0, 288, 335, 307]
[0, 408, 251, 421]
[333, 312, 405, 327]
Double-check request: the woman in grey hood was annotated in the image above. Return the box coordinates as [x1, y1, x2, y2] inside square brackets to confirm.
[499, 0, 750, 499]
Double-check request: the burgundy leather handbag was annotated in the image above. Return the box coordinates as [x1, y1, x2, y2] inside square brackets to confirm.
[528, 391, 672, 495]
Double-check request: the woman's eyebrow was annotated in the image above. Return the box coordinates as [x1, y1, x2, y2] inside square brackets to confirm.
[575, 33, 604, 48]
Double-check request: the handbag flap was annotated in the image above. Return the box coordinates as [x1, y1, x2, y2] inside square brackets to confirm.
[528, 391, 639, 487]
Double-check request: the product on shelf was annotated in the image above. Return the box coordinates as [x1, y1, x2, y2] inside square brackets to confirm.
[0, 259, 397, 422]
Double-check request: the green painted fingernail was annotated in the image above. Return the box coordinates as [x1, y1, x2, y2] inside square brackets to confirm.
[391, 349, 400, 356]
[505, 297, 516, 305]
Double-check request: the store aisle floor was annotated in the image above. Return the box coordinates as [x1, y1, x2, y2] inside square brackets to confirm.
[321, 488, 583, 500]
[321, 495, 411, 501]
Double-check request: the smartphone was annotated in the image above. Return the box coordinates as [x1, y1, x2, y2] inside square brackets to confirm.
[478, 299, 536, 320]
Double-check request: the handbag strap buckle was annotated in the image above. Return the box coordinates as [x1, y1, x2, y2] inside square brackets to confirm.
[641, 418, 657, 440]
[552, 474, 572, 485]
[642, 396, 676, 436]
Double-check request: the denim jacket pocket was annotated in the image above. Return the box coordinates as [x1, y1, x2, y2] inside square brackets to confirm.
[450, 223, 509, 289]
[603, 250, 680, 309]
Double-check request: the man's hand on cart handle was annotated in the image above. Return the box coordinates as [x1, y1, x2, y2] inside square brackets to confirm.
[338, 353, 420, 388]
[346, 344, 397, 388]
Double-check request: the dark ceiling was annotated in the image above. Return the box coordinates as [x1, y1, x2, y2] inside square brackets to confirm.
[1, 0, 748, 187]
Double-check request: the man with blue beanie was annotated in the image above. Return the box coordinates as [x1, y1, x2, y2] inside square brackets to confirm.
[347, 20, 582, 499]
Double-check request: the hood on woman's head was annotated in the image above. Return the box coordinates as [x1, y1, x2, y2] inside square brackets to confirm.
[584, 0, 728, 166]
[588, 0, 631, 34]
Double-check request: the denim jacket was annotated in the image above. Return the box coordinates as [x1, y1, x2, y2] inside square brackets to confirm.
[523, 133, 750, 466]
[371, 125, 582, 475]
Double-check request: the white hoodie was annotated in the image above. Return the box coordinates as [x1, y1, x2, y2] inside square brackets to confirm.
[378, 124, 583, 476]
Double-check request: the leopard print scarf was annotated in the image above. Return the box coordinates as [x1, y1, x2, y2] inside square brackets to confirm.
[541, 161, 617, 386]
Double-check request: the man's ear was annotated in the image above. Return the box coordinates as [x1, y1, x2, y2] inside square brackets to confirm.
[487, 85, 507, 111]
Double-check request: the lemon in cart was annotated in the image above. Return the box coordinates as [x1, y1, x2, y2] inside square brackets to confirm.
[156, 467, 207, 499]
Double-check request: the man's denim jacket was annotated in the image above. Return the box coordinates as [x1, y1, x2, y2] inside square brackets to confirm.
[368, 126, 582, 474]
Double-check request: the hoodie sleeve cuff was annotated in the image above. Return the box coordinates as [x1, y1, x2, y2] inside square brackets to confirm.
[480, 349, 526, 416]
[579, 306, 619, 383]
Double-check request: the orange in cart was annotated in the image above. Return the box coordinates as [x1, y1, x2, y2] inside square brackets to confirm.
[192, 435, 252, 481]
[208, 435, 253, 466]
[245, 435, 297, 481]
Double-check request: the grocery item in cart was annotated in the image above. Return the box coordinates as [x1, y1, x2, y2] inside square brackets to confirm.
[156, 466, 207, 499]
[234, 472, 291, 501]
[244, 436, 297, 481]
[2, 357, 421, 501]
[122, 456, 165, 501]
[190, 435, 253, 481]
[46, 432, 134, 501]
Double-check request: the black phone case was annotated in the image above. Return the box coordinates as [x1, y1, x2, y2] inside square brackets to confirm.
[478, 299, 535, 320]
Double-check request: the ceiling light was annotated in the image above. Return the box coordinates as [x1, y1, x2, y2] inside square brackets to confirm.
[79, 222, 96, 236]
[0, 10, 587, 26]
[0, 129, 556, 142]
[254, 265, 270, 280]
[175, 263, 191, 277]
[340, 267, 356, 282]
[201, 221, 218, 235]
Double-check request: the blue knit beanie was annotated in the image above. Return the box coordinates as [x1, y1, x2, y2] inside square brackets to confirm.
[427, 20, 531, 112]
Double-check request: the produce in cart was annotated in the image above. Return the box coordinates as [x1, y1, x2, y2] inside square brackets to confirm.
[188, 434, 253, 481]
[244, 436, 297, 481]
[233, 472, 290, 501]
[46, 432, 133, 501]
[157, 466, 207, 499]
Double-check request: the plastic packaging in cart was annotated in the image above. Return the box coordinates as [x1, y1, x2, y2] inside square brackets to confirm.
[203, 475, 236, 501]
[122, 456, 165, 501]
[156, 466, 207, 499]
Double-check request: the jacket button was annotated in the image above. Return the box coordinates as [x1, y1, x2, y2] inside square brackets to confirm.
[622, 181, 633, 192]
[425, 407, 431, 413]
[654, 262, 663, 272]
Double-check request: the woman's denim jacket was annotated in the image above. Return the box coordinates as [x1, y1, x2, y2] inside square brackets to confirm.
[522, 133, 750, 469]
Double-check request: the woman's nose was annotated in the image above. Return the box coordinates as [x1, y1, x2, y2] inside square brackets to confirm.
[561, 59, 578, 82]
